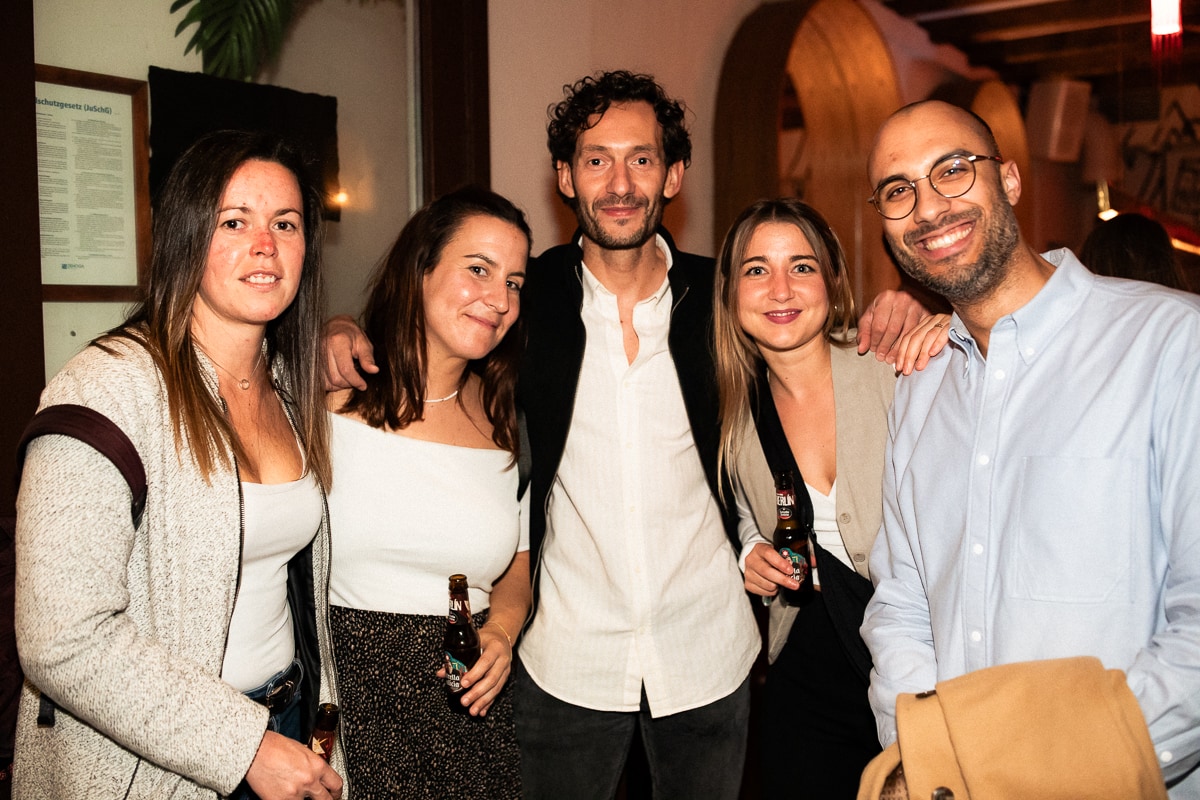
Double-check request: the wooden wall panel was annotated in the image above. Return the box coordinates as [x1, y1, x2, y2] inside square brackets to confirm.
[419, 0, 491, 198]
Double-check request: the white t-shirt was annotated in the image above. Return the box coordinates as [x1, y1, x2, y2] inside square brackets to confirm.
[326, 412, 528, 617]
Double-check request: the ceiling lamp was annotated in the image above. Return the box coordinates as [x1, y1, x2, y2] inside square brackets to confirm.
[1151, 0, 1182, 74]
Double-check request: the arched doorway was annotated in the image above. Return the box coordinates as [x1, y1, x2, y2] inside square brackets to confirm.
[715, 0, 903, 308]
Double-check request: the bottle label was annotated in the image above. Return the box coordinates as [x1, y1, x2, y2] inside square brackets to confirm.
[780, 546, 809, 585]
[776, 490, 795, 519]
[445, 652, 469, 692]
[310, 731, 334, 761]
[447, 597, 469, 625]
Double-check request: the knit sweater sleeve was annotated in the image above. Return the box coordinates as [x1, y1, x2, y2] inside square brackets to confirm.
[15, 344, 269, 794]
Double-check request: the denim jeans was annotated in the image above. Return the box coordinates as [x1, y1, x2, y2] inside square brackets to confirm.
[227, 660, 304, 800]
[514, 656, 750, 800]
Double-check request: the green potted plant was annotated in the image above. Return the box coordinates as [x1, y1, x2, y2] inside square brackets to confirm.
[170, 0, 296, 81]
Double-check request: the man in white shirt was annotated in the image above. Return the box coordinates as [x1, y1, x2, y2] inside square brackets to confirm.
[511, 70, 760, 800]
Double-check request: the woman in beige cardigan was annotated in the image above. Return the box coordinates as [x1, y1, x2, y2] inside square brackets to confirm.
[16, 131, 342, 800]
[713, 198, 943, 798]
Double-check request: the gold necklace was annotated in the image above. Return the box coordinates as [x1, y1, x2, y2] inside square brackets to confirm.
[198, 344, 264, 391]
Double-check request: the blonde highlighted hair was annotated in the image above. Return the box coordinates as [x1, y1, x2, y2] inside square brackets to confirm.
[712, 198, 857, 488]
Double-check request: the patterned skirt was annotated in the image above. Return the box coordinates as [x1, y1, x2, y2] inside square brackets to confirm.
[330, 605, 522, 799]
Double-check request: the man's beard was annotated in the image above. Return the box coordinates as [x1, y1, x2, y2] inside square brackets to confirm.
[576, 193, 664, 250]
[889, 203, 1020, 305]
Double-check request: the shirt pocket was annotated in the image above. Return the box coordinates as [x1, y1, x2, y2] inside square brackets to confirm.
[1012, 455, 1132, 603]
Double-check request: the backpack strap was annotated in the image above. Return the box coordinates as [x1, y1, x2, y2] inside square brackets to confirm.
[17, 404, 146, 529]
[15, 404, 146, 728]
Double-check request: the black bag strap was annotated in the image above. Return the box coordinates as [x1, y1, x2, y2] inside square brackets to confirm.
[750, 369, 815, 525]
[17, 404, 146, 529]
[517, 407, 531, 501]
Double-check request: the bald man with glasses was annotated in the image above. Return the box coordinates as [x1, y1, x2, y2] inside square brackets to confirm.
[860, 100, 1200, 798]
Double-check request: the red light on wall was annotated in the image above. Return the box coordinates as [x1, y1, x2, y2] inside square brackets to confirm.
[1151, 0, 1182, 75]
[1151, 0, 1182, 35]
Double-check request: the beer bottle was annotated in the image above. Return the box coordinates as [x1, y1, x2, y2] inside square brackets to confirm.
[308, 702, 339, 762]
[773, 470, 814, 606]
[443, 574, 482, 713]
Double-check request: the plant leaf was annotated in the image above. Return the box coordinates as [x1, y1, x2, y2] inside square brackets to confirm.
[170, 0, 295, 80]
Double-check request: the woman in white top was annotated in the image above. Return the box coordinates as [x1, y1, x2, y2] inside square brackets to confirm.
[325, 186, 531, 799]
[15, 130, 341, 800]
[712, 198, 944, 798]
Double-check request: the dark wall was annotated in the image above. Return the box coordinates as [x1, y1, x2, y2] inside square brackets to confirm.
[1, 0, 45, 517]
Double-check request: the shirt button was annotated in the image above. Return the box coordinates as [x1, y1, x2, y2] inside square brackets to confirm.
[970, 630, 982, 643]
[994, 369, 1006, 380]
[972, 543, 983, 555]
[1161, 750, 1174, 764]
[1025, 347, 1035, 357]
[853, 553, 866, 563]
[977, 454, 990, 466]
[839, 512, 851, 524]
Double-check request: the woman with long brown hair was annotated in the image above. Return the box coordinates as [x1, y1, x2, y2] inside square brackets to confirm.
[325, 186, 531, 799]
[16, 129, 341, 800]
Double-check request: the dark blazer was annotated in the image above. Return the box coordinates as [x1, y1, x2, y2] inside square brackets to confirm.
[516, 228, 737, 611]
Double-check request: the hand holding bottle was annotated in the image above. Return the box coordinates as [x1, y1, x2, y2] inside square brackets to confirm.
[743, 541, 802, 598]
[772, 470, 815, 606]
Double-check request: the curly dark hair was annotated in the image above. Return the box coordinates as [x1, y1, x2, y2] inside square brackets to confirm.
[546, 70, 692, 170]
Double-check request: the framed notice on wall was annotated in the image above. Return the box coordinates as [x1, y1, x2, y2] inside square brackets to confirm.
[35, 65, 150, 302]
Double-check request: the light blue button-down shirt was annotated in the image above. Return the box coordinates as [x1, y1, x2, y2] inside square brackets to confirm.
[863, 249, 1200, 795]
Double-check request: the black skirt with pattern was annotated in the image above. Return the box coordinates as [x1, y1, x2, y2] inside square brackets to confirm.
[330, 604, 522, 799]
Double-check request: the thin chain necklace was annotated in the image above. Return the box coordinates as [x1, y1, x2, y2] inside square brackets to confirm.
[197, 343, 264, 391]
[425, 389, 459, 404]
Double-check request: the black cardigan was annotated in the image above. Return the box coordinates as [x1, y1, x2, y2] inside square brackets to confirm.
[515, 228, 737, 613]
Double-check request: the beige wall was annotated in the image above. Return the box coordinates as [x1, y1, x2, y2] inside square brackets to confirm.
[33, 0, 409, 333]
[261, 0, 411, 317]
[34, 0, 200, 78]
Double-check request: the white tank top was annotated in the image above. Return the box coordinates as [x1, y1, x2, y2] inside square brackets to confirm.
[221, 473, 322, 691]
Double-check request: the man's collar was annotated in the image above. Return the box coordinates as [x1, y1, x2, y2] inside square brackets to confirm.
[578, 233, 673, 305]
[1008, 248, 1088, 365]
[945, 249, 1086, 367]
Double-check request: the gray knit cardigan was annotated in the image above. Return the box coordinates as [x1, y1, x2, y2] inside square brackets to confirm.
[14, 337, 342, 798]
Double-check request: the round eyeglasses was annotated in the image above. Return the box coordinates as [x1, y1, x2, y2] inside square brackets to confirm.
[868, 154, 1004, 220]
